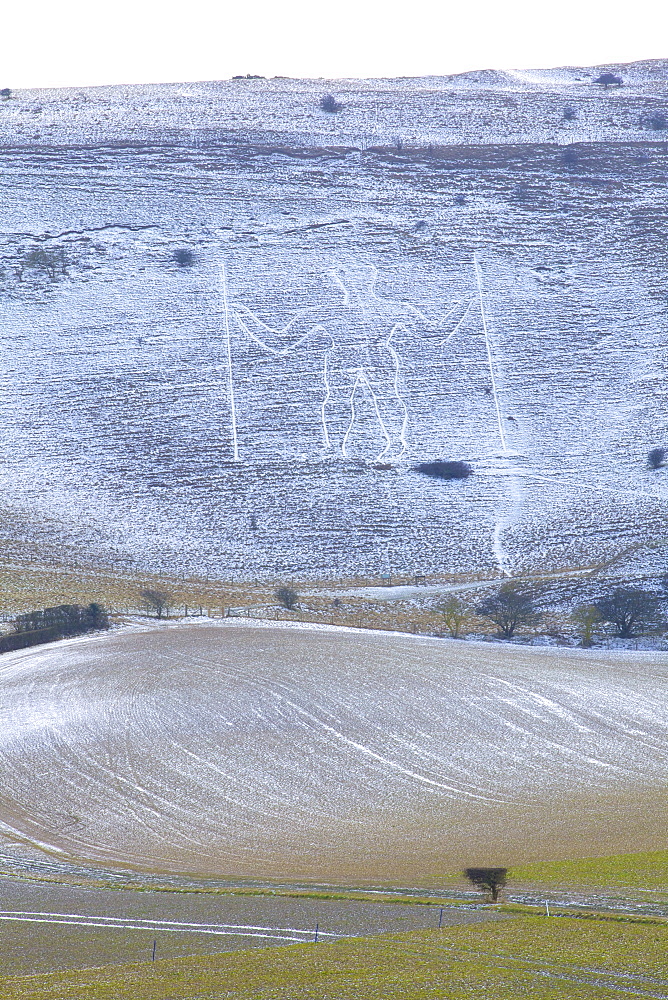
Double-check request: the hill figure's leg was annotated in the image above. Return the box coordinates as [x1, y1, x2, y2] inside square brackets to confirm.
[321, 352, 358, 457]
[341, 371, 363, 459]
[365, 345, 409, 461]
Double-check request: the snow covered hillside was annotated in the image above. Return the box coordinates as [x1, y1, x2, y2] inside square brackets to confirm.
[1, 60, 668, 583]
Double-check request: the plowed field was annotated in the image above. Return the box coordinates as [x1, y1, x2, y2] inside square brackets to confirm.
[1, 622, 667, 882]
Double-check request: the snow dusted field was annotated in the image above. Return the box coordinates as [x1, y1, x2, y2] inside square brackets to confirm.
[1, 622, 667, 882]
[1, 61, 668, 582]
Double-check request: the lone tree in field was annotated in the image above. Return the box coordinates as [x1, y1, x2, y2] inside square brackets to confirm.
[464, 867, 507, 902]
[571, 604, 602, 647]
[476, 583, 539, 639]
[140, 588, 172, 619]
[594, 588, 664, 638]
[439, 596, 467, 638]
[648, 447, 666, 470]
[275, 586, 298, 611]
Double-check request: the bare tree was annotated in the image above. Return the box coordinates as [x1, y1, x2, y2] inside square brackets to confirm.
[571, 604, 602, 647]
[439, 596, 467, 638]
[464, 867, 507, 902]
[140, 588, 172, 619]
[594, 588, 664, 638]
[476, 583, 539, 639]
[275, 586, 298, 611]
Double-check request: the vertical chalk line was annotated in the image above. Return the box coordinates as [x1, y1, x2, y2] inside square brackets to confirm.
[474, 255, 507, 454]
[221, 262, 239, 461]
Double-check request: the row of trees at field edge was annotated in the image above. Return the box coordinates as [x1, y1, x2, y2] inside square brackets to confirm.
[0, 602, 110, 654]
[440, 583, 667, 643]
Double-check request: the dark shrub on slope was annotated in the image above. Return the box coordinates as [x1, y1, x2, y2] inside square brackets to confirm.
[319, 94, 342, 112]
[648, 447, 666, 469]
[413, 460, 472, 480]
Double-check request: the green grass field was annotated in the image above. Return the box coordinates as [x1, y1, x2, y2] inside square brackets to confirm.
[2, 915, 667, 999]
[511, 849, 668, 893]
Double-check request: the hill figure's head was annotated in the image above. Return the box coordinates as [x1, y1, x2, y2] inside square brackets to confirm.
[328, 262, 378, 304]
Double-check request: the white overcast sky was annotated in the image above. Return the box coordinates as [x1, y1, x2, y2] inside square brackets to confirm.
[3, 0, 667, 89]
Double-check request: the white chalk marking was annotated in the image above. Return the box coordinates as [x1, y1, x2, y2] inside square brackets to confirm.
[221, 263, 239, 461]
[474, 256, 507, 454]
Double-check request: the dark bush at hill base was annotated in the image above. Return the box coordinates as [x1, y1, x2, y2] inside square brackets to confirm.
[413, 460, 472, 480]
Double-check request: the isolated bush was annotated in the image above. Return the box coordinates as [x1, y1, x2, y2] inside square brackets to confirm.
[413, 460, 472, 481]
[275, 586, 298, 611]
[454, 193, 467, 206]
[476, 583, 539, 639]
[24, 246, 68, 280]
[464, 867, 507, 902]
[594, 588, 664, 638]
[563, 106, 577, 121]
[140, 588, 172, 619]
[644, 111, 668, 131]
[594, 73, 622, 88]
[439, 596, 467, 638]
[86, 602, 110, 629]
[571, 604, 602, 647]
[319, 94, 342, 113]
[0, 88, 11, 101]
[173, 248, 194, 267]
[648, 447, 666, 470]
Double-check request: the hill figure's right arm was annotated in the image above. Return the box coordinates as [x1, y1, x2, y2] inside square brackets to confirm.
[234, 304, 327, 356]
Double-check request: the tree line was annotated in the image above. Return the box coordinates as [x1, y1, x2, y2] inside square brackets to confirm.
[440, 582, 667, 644]
[0, 602, 109, 654]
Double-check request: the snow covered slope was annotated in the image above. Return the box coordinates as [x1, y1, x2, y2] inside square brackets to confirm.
[1, 623, 667, 880]
[1, 61, 668, 582]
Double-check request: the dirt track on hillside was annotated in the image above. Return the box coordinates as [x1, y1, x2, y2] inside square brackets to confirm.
[1, 622, 667, 883]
